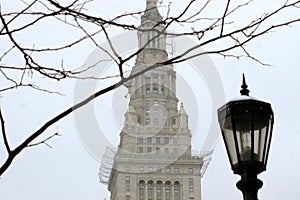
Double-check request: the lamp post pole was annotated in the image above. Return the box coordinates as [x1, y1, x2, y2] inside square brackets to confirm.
[236, 171, 263, 200]
[217, 74, 274, 200]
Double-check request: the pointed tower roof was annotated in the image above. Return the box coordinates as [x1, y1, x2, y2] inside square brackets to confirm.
[178, 102, 188, 115]
[127, 105, 136, 114]
[141, 0, 162, 24]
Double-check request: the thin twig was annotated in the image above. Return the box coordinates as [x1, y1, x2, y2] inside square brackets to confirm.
[27, 132, 61, 149]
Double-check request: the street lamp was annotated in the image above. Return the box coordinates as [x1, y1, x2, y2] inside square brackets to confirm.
[217, 74, 274, 200]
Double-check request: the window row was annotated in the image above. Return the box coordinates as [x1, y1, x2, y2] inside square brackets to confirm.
[138, 137, 177, 144]
[145, 84, 165, 95]
[144, 118, 176, 126]
[137, 166, 194, 174]
[145, 118, 167, 126]
[138, 180, 181, 200]
[145, 109, 167, 116]
[137, 147, 178, 154]
[145, 100, 167, 107]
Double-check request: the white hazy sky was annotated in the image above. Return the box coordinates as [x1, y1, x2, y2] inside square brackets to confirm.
[1, 0, 300, 199]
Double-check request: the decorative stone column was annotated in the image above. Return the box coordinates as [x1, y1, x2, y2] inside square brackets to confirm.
[145, 183, 148, 200]
[153, 183, 157, 200]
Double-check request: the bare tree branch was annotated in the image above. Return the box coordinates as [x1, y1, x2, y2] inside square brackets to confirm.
[27, 132, 61, 149]
[0, 0, 300, 177]
[220, 0, 231, 36]
[0, 107, 10, 153]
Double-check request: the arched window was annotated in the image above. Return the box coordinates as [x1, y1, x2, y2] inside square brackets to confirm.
[147, 180, 154, 198]
[165, 181, 171, 199]
[139, 180, 145, 200]
[156, 180, 163, 198]
[174, 181, 181, 200]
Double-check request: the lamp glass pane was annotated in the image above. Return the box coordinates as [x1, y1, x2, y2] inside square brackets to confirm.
[263, 118, 273, 165]
[237, 130, 252, 161]
[235, 112, 252, 162]
[223, 129, 238, 166]
[253, 126, 267, 162]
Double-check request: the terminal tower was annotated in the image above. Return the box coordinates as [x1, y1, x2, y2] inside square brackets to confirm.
[104, 1, 205, 199]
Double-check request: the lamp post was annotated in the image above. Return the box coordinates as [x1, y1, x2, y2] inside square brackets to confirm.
[217, 75, 274, 200]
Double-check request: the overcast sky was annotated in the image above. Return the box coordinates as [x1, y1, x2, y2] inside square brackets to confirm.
[1, 0, 300, 199]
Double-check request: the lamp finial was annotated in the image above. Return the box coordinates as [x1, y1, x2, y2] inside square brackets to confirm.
[240, 74, 250, 96]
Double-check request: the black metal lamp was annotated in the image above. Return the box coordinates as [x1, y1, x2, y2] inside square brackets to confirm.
[217, 74, 274, 200]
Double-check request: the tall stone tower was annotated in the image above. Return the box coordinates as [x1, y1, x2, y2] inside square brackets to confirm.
[107, 0, 204, 199]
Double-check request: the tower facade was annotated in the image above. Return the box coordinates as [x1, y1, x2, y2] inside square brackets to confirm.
[107, 1, 204, 199]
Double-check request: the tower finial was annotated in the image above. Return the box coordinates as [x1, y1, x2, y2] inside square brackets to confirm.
[146, 0, 157, 9]
[240, 73, 250, 96]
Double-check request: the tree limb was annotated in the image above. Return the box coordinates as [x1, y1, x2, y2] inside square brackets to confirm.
[0, 107, 10, 153]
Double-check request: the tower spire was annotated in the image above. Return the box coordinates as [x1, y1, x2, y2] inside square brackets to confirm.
[146, 0, 157, 10]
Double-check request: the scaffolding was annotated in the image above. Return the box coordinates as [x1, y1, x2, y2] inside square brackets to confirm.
[98, 146, 117, 184]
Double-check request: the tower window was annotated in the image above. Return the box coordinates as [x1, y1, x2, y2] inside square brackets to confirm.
[138, 147, 143, 153]
[175, 167, 179, 173]
[125, 176, 130, 183]
[138, 137, 143, 144]
[145, 119, 150, 125]
[166, 188, 170, 197]
[146, 87, 150, 94]
[189, 178, 194, 186]
[172, 117, 176, 125]
[162, 101, 166, 108]
[157, 188, 161, 196]
[173, 138, 178, 144]
[156, 137, 160, 144]
[125, 176, 130, 192]
[154, 118, 159, 125]
[148, 188, 153, 196]
[154, 100, 158, 106]
[145, 109, 150, 116]
[165, 137, 169, 144]
[189, 168, 193, 174]
[145, 100, 150, 107]
[174, 188, 179, 196]
[153, 83, 158, 94]
[166, 167, 170, 173]
[147, 137, 152, 143]
[161, 86, 165, 94]
[147, 147, 152, 153]
[173, 148, 177, 154]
